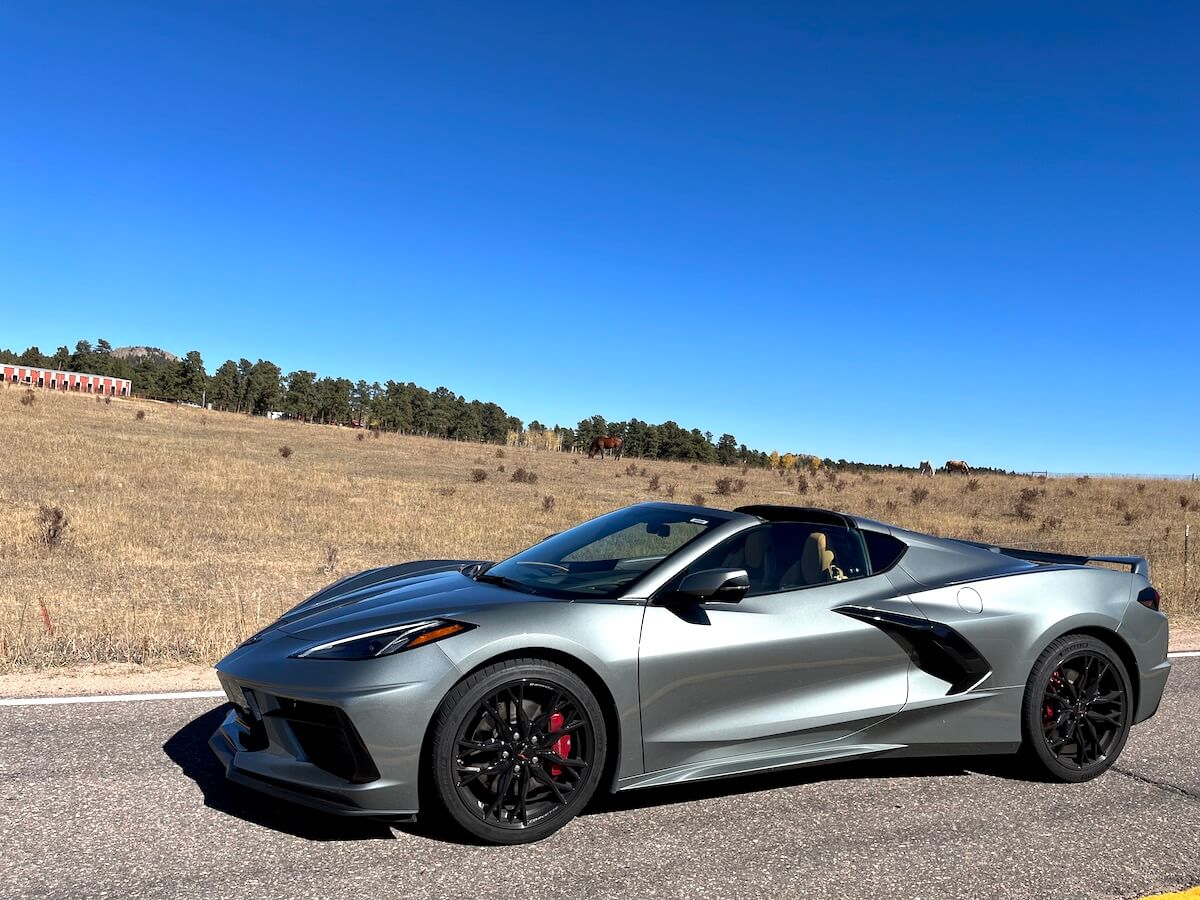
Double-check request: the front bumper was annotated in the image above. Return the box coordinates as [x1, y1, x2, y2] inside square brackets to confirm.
[209, 632, 462, 818]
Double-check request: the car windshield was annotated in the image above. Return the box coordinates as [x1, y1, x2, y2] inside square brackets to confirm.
[479, 505, 732, 599]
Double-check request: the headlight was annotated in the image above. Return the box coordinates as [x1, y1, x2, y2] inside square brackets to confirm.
[290, 619, 475, 660]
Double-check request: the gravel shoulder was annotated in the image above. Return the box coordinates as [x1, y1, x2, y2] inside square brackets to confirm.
[1, 626, 1197, 700]
[0, 662, 218, 698]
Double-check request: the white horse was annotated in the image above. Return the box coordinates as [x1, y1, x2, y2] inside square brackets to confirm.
[918, 460, 935, 477]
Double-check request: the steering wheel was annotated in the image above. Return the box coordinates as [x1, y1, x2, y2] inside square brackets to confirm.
[513, 560, 570, 573]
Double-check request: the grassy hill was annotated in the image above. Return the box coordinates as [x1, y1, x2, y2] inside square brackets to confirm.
[1, 384, 1195, 671]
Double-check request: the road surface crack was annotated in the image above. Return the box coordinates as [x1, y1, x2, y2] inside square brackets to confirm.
[1111, 765, 1200, 802]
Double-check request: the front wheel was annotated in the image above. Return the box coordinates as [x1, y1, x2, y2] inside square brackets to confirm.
[427, 658, 608, 844]
[1020, 634, 1133, 782]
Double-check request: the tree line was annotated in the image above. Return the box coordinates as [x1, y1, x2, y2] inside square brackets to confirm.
[2, 338, 992, 472]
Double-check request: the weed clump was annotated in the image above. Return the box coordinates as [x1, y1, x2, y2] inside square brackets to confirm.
[511, 468, 538, 484]
[279, 446, 293, 459]
[471, 468, 488, 482]
[33, 504, 69, 551]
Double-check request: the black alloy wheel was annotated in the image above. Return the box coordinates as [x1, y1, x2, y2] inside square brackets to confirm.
[1022, 634, 1132, 782]
[429, 658, 607, 843]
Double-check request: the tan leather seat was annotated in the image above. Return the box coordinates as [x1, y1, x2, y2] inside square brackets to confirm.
[726, 530, 776, 593]
[782, 532, 845, 586]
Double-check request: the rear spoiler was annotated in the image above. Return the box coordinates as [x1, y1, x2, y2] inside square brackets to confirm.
[960, 541, 1149, 579]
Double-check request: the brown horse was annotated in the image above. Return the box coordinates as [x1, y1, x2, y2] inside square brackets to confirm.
[588, 436, 623, 460]
[944, 459, 972, 475]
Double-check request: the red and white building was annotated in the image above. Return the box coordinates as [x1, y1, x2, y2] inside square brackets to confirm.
[2, 365, 131, 397]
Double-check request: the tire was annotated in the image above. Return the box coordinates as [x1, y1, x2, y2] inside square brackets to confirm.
[427, 657, 608, 844]
[1020, 634, 1133, 783]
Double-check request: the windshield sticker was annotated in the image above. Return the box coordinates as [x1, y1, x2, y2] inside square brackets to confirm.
[689, 517, 709, 525]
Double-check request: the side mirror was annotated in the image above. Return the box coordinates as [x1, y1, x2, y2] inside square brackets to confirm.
[674, 568, 750, 603]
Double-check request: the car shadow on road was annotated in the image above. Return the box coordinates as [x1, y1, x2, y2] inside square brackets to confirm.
[165, 706, 1029, 844]
[585, 754, 1029, 816]
[163, 705, 396, 842]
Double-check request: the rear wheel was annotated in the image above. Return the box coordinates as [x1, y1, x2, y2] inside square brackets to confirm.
[1020, 634, 1132, 782]
[427, 658, 607, 844]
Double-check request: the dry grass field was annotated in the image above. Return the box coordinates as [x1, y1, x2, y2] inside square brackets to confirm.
[1, 385, 1197, 672]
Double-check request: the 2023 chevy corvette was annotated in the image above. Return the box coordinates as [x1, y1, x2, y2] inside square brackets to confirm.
[211, 502, 1170, 843]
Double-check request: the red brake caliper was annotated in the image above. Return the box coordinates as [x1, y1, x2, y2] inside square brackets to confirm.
[548, 711, 571, 777]
[1044, 670, 1062, 724]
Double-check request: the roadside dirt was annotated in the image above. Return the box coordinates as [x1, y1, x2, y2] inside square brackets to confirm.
[2, 628, 1197, 699]
[0, 662, 218, 699]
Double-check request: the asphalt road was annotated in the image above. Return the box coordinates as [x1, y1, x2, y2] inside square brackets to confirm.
[2, 661, 1198, 900]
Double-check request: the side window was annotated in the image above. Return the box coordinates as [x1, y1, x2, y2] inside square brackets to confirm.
[862, 530, 907, 573]
[674, 523, 870, 598]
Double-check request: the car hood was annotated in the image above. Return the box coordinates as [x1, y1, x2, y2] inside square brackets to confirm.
[270, 563, 552, 645]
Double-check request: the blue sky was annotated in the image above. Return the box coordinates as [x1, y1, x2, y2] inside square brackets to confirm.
[2, 2, 1197, 474]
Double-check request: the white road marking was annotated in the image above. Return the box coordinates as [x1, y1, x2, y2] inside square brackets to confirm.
[1168, 651, 1200, 658]
[0, 690, 225, 707]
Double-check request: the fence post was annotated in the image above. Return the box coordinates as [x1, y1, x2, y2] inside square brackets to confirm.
[1185, 524, 1191, 592]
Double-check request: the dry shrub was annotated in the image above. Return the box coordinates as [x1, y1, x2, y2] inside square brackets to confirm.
[495, 448, 506, 458]
[1122, 510, 1139, 526]
[885, 499, 899, 513]
[665, 482, 677, 498]
[1076, 475, 1090, 485]
[497, 464, 506, 473]
[910, 486, 930, 507]
[1040, 516, 1064, 532]
[1179, 494, 1190, 509]
[20, 390, 35, 407]
[471, 468, 488, 482]
[135, 410, 145, 420]
[691, 493, 706, 506]
[542, 495, 556, 512]
[356, 432, 365, 442]
[279, 445, 293, 459]
[691, 464, 699, 471]
[438, 486, 456, 497]
[714, 476, 748, 497]
[372, 429, 380, 439]
[1136, 482, 1146, 494]
[320, 545, 339, 575]
[796, 475, 809, 494]
[833, 479, 847, 493]
[965, 478, 980, 493]
[104, 396, 112, 406]
[648, 473, 661, 491]
[1014, 487, 1039, 521]
[33, 504, 69, 551]
[511, 467, 538, 484]
[626, 462, 639, 476]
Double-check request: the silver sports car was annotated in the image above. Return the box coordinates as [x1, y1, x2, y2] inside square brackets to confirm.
[211, 502, 1170, 843]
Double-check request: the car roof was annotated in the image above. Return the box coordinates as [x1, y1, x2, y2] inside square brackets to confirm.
[732, 504, 892, 532]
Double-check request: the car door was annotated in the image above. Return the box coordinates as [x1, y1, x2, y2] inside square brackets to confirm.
[637, 522, 921, 776]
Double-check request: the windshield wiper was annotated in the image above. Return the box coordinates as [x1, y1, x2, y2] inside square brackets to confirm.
[474, 572, 538, 595]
